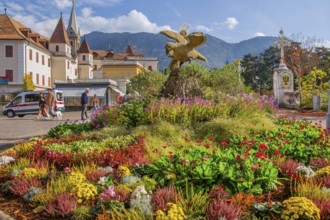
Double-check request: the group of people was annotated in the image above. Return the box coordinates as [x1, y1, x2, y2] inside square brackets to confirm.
[81, 88, 100, 121]
[36, 88, 57, 119]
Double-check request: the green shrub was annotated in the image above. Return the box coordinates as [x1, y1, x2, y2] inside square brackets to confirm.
[47, 123, 92, 139]
[193, 116, 276, 142]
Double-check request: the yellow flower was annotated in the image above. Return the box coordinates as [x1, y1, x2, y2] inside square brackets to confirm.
[118, 165, 131, 176]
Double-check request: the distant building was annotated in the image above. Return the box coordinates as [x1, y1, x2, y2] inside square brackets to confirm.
[0, 2, 158, 105]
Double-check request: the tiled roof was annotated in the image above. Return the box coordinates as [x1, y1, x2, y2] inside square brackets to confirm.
[49, 16, 70, 45]
[78, 38, 91, 54]
[91, 44, 144, 60]
[0, 14, 49, 51]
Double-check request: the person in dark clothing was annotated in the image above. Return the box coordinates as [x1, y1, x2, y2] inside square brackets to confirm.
[81, 88, 90, 121]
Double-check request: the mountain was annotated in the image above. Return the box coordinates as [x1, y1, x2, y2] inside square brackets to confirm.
[83, 31, 277, 70]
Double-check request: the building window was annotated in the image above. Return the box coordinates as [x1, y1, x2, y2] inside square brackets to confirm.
[93, 65, 97, 70]
[42, 75, 45, 86]
[148, 66, 153, 71]
[36, 73, 39, 84]
[5, 45, 13, 57]
[67, 61, 70, 69]
[30, 72, 33, 81]
[82, 55, 86, 61]
[48, 58, 51, 67]
[48, 77, 50, 86]
[55, 45, 59, 52]
[36, 52, 39, 63]
[42, 55, 45, 65]
[29, 49, 33, 60]
[5, 70, 13, 82]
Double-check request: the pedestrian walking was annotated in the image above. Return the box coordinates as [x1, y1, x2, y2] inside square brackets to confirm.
[92, 94, 99, 114]
[81, 88, 90, 121]
[45, 88, 56, 119]
[36, 92, 47, 119]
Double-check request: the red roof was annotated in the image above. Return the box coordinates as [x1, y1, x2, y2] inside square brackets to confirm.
[49, 16, 70, 45]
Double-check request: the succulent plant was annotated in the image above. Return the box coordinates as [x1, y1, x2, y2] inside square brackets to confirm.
[23, 186, 45, 202]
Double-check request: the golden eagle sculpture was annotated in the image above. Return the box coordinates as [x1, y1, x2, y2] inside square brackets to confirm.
[160, 27, 207, 71]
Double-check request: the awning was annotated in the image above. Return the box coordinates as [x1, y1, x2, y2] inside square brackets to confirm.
[109, 85, 125, 96]
[59, 87, 107, 97]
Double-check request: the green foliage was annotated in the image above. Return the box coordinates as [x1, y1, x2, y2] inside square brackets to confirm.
[121, 99, 149, 128]
[208, 60, 245, 95]
[178, 63, 210, 91]
[177, 183, 210, 219]
[23, 73, 35, 90]
[193, 116, 276, 142]
[100, 135, 137, 150]
[73, 205, 94, 220]
[129, 71, 167, 97]
[241, 46, 279, 93]
[143, 146, 280, 195]
[46, 123, 92, 139]
[301, 68, 329, 108]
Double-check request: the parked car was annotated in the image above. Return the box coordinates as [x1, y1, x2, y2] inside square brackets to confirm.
[2, 89, 64, 118]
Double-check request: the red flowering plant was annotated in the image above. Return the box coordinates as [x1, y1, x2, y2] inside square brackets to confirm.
[230, 117, 329, 164]
[143, 141, 280, 195]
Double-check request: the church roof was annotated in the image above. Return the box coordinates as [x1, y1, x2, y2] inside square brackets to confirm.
[49, 16, 70, 45]
[125, 44, 135, 55]
[0, 14, 49, 51]
[91, 44, 144, 60]
[78, 38, 91, 54]
[67, 2, 79, 36]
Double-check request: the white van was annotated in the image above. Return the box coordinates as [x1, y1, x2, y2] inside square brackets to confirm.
[2, 89, 64, 118]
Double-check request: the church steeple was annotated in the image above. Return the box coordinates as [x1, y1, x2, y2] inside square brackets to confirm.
[67, 0, 80, 57]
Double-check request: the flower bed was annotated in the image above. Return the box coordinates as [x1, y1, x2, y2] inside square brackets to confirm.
[0, 97, 330, 219]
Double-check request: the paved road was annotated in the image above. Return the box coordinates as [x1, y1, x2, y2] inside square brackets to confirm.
[0, 111, 83, 152]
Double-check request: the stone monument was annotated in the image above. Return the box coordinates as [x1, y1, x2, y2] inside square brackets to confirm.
[273, 29, 299, 108]
[160, 24, 207, 98]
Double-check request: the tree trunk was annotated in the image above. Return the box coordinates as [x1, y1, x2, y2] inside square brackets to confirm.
[161, 68, 203, 99]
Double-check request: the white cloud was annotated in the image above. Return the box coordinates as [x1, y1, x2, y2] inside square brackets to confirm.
[78, 10, 171, 35]
[81, 7, 93, 17]
[13, 15, 58, 38]
[6, 2, 24, 11]
[195, 25, 212, 33]
[254, 32, 266, 37]
[224, 17, 238, 30]
[53, 0, 72, 10]
[323, 41, 330, 48]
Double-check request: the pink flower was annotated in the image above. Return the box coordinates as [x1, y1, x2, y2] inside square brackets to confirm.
[251, 164, 259, 170]
[221, 141, 229, 146]
[64, 167, 72, 173]
[181, 159, 190, 163]
[236, 155, 241, 161]
[274, 149, 280, 155]
[259, 143, 268, 151]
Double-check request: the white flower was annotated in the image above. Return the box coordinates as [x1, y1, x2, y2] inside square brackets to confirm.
[296, 164, 315, 178]
[0, 156, 15, 166]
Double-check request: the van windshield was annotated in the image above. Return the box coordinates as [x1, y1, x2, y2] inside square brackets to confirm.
[11, 96, 22, 105]
[56, 92, 63, 101]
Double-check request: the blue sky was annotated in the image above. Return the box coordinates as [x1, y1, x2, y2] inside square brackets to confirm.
[1, 0, 329, 46]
